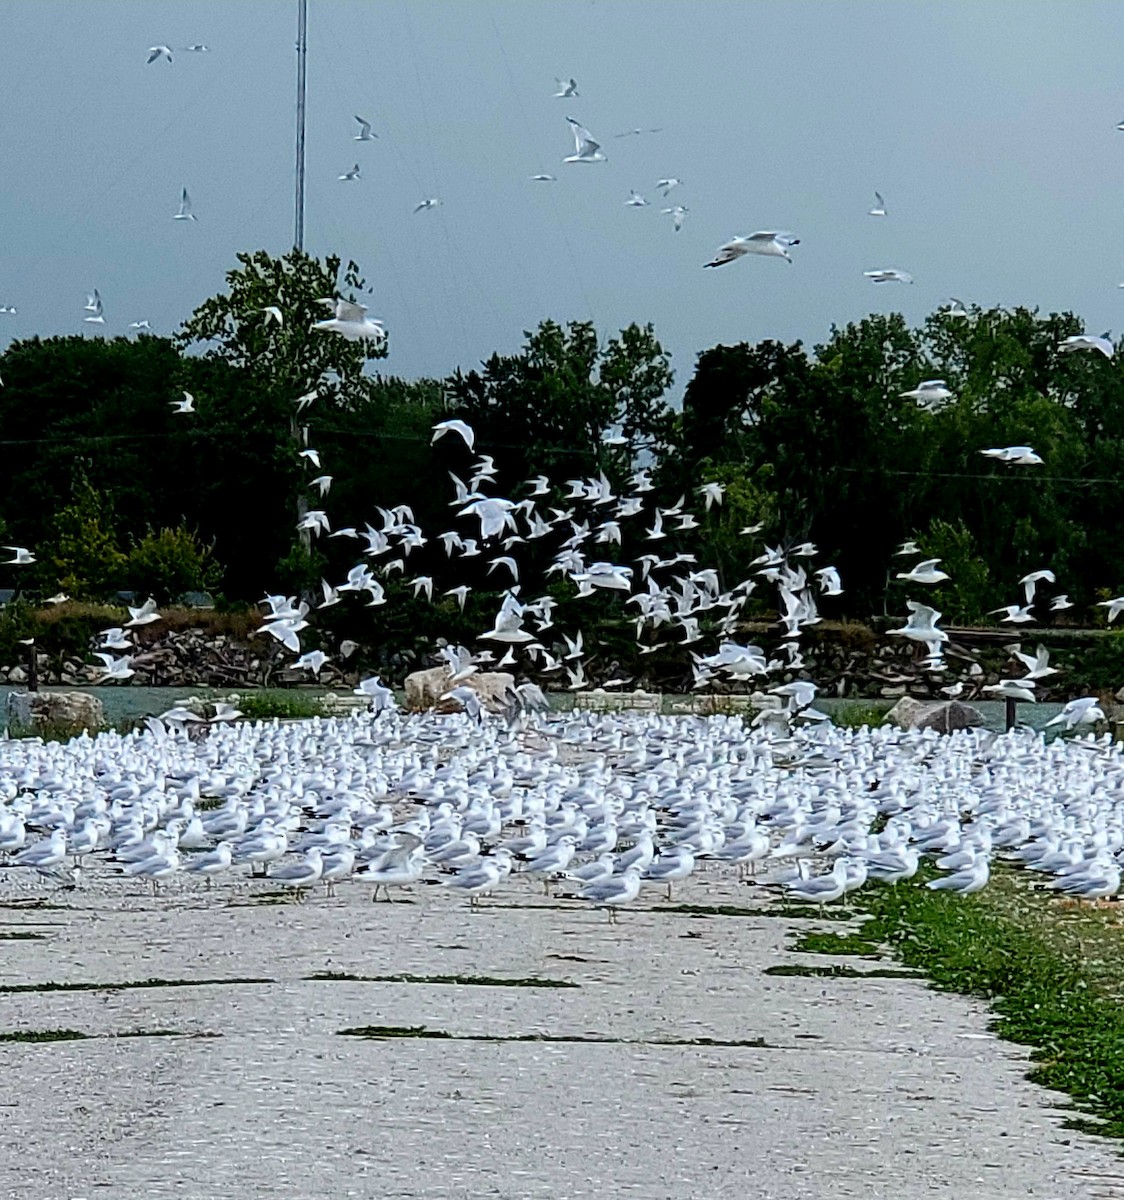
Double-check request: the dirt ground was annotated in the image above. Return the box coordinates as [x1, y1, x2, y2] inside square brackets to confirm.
[0, 865, 1122, 1200]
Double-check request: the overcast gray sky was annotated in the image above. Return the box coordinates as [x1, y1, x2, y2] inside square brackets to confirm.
[3, 0, 1124, 392]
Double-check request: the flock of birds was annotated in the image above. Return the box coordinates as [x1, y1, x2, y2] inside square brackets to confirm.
[2, 704, 1123, 915]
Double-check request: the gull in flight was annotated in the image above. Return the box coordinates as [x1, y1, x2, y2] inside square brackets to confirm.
[4, 547, 34, 565]
[147, 45, 173, 64]
[554, 77, 579, 98]
[170, 391, 195, 414]
[895, 557, 949, 585]
[431, 419, 475, 451]
[661, 205, 688, 231]
[656, 178, 682, 197]
[1058, 333, 1114, 358]
[564, 117, 606, 163]
[94, 653, 135, 681]
[864, 269, 913, 284]
[704, 232, 799, 267]
[900, 379, 954, 408]
[947, 297, 969, 318]
[298, 448, 321, 468]
[260, 306, 283, 326]
[338, 163, 361, 182]
[980, 445, 1043, 465]
[868, 191, 886, 216]
[354, 115, 377, 140]
[183, 44, 209, 52]
[530, 174, 556, 181]
[311, 298, 386, 344]
[990, 604, 1035, 624]
[413, 198, 442, 213]
[125, 597, 161, 626]
[173, 187, 196, 221]
[1048, 697, 1106, 730]
[128, 320, 151, 331]
[1019, 569, 1056, 605]
[624, 190, 649, 207]
[84, 289, 105, 324]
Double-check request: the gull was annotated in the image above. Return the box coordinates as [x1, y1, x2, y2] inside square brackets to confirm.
[211, 701, 242, 722]
[298, 448, 321, 468]
[409, 575, 434, 602]
[895, 558, 948, 585]
[293, 650, 328, 677]
[128, 320, 151, 331]
[926, 857, 989, 895]
[656, 178, 681, 196]
[900, 379, 953, 407]
[431, 419, 475, 451]
[887, 601, 948, 654]
[705, 232, 799, 267]
[624, 190, 649, 207]
[294, 389, 318, 411]
[1010, 643, 1058, 680]
[269, 848, 324, 899]
[3, 546, 34, 565]
[173, 187, 196, 221]
[577, 867, 642, 923]
[183, 44, 209, 52]
[530, 173, 557, 181]
[310, 474, 332, 498]
[980, 445, 1043, 465]
[311, 298, 386, 344]
[184, 842, 233, 887]
[1051, 594, 1074, 611]
[525, 474, 550, 496]
[1047, 697, 1106, 731]
[260, 306, 283, 326]
[94, 652, 135, 681]
[895, 540, 920, 556]
[1019, 569, 1056, 605]
[1097, 595, 1124, 623]
[947, 297, 969, 319]
[864, 269, 913, 284]
[990, 604, 1035, 624]
[564, 117, 606, 163]
[1058, 333, 1113, 358]
[354, 676, 397, 711]
[868, 191, 886, 216]
[44, 592, 69, 605]
[125, 597, 161, 626]
[698, 481, 725, 510]
[440, 850, 514, 906]
[661, 204, 688, 231]
[445, 584, 471, 610]
[98, 627, 132, 650]
[354, 115, 377, 140]
[170, 391, 194, 414]
[554, 77, 579, 97]
[815, 566, 843, 596]
[413, 198, 442, 213]
[83, 290, 105, 324]
[338, 163, 361, 181]
[147, 45, 173, 64]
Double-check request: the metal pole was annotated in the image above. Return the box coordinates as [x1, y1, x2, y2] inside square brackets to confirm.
[294, 0, 308, 251]
[1005, 696, 1017, 732]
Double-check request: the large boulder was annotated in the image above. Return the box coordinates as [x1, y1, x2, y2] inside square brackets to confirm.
[7, 690, 106, 737]
[885, 696, 984, 733]
[404, 667, 515, 714]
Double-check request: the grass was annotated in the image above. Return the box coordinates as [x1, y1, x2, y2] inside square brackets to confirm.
[231, 690, 325, 721]
[666, 901, 853, 920]
[763, 964, 917, 979]
[305, 971, 578, 988]
[339, 1025, 770, 1047]
[0, 975, 274, 995]
[829, 700, 892, 729]
[0, 1029, 90, 1043]
[836, 870, 1124, 1140]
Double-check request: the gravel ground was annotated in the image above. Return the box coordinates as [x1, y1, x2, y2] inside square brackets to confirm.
[0, 866, 1122, 1200]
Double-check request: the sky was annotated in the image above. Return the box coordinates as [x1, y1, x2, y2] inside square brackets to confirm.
[3, 0, 1124, 396]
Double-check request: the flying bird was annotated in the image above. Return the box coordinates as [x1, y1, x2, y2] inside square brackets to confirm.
[338, 163, 361, 182]
[431, 419, 475, 451]
[146, 45, 173, 64]
[554, 77, 579, 98]
[170, 391, 195, 414]
[704, 232, 799, 267]
[656, 178, 681, 196]
[868, 191, 886, 216]
[311, 298, 386, 344]
[864, 269, 913, 284]
[173, 187, 196, 221]
[529, 174, 557, 181]
[413, 198, 442, 213]
[563, 117, 606, 163]
[661, 205, 688, 231]
[624, 190, 649, 207]
[353, 115, 377, 140]
[1058, 333, 1114, 358]
[83, 290, 105, 324]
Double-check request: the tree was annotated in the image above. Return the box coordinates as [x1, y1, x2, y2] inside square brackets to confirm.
[123, 527, 223, 605]
[38, 472, 126, 600]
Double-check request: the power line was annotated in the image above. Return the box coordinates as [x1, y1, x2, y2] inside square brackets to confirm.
[294, 0, 308, 251]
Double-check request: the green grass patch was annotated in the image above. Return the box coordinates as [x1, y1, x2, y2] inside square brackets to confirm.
[790, 930, 883, 956]
[0, 976, 274, 995]
[305, 971, 577, 988]
[848, 871, 1124, 1140]
[763, 964, 916, 979]
[666, 901, 852, 920]
[234, 691, 325, 721]
[339, 1025, 770, 1047]
[0, 1029, 90, 1043]
[0, 931, 45, 940]
[829, 701, 892, 729]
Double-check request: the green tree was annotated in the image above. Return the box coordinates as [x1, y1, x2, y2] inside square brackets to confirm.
[123, 527, 223, 605]
[39, 473, 126, 600]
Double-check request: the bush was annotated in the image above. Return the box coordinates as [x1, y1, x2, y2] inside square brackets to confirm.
[123, 527, 222, 606]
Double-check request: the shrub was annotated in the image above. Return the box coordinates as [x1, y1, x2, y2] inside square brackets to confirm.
[123, 527, 222, 606]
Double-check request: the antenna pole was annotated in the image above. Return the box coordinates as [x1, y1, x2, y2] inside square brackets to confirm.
[294, 0, 308, 251]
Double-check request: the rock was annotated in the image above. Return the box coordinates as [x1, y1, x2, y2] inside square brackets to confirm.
[7, 690, 105, 737]
[404, 666, 515, 713]
[7, 666, 27, 684]
[885, 696, 984, 733]
[879, 684, 907, 698]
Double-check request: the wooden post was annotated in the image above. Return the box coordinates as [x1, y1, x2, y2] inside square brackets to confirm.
[1005, 696, 1016, 731]
[26, 639, 37, 693]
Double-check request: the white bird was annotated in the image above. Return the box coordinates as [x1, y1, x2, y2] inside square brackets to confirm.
[431, 419, 475, 451]
[1051, 594, 1074, 611]
[530, 173, 557, 181]
[173, 187, 196, 221]
[624, 190, 649, 207]
[704, 232, 799, 267]
[895, 558, 948, 585]
[311, 299, 386, 344]
[261, 306, 283, 326]
[554, 77, 579, 98]
[146, 45, 173, 64]
[980, 445, 1043, 465]
[353, 115, 377, 140]
[354, 676, 397, 711]
[3, 546, 34, 565]
[864, 269, 913, 284]
[1020, 569, 1056, 606]
[1097, 596, 1124, 623]
[125, 597, 161, 627]
[900, 379, 953, 407]
[868, 191, 886, 216]
[563, 117, 606, 163]
[413, 198, 442, 213]
[338, 163, 361, 182]
[170, 391, 194, 414]
[294, 650, 328, 676]
[1047, 697, 1106, 730]
[83, 290, 105, 324]
[661, 204, 688, 231]
[94, 652, 135, 681]
[990, 604, 1035, 624]
[1058, 333, 1114, 358]
[128, 320, 151, 331]
[656, 178, 681, 196]
[982, 678, 1037, 702]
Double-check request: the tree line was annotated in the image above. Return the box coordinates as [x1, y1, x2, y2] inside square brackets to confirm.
[0, 248, 1119, 632]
